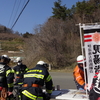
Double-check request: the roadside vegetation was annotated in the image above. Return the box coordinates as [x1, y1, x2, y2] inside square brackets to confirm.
[0, 0, 100, 70]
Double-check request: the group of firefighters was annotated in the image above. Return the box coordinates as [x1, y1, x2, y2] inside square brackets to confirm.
[0, 55, 53, 100]
[0, 54, 100, 100]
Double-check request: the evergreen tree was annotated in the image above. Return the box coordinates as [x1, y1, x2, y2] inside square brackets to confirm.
[23, 32, 32, 38]
[75, 0, 96, 22]
[52, 0, 67, 20]
[66, 5, 76, 19]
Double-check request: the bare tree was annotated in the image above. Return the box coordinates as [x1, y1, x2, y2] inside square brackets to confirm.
[24, 18, 81, 69]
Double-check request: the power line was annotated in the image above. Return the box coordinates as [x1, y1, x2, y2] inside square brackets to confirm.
[9, 0, 26, 28]
[11, 0, 22, 28]
[11, 0, 30, 30]
[7, 0, 17, 27]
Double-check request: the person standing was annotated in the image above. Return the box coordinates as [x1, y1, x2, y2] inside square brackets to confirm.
[73, 55, 88, 90]
[0, 55, 14, 100]
[21, 60, 53, 100]
[12, 57, 29, 85]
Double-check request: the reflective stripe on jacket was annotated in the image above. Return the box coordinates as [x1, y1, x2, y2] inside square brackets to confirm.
[22, 90, 43, 100]
[23, 65, 53, 94]
[0, 63, 14, 92]
[73, 65, 85, 86]
[12, 64, 28, 78]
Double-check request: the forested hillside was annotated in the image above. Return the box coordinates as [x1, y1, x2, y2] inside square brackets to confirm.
[0, 0, 100, 69]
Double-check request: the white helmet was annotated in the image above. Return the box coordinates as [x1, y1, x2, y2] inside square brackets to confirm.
[1, 55, 10, 63]
[16, 57, 22, 62]
[37, 61, 46, 65]
[37, 60, 49, 68]
[2, 54, 9, 59]
[77, 55, 86, 64]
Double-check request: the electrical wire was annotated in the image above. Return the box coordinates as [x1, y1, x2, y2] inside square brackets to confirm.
[7, 0, 17, 27]
[11, 0, 22, 28]
[9, 0, 26, 29]
[11, 0, 30, 30]
[21, 0, 27, 10]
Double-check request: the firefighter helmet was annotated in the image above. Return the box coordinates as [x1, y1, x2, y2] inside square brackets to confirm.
[1, 54, 11, 63]
[77, 55, 85, 64]
[37, 61, 46, 65]
[16, 57, 22, 62]
[37, 61, 49, 68]
[2, 54, 9, 59]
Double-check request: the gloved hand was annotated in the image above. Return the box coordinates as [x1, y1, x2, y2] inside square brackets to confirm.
[84, 83, 88, 90]
[43, 93, 51, 100]
[45, 93, 51, 100]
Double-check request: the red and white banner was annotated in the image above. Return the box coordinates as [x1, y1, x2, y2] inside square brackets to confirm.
[83, 25, 100, 89]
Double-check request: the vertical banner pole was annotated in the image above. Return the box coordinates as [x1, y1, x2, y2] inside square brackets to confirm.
[79, 23, 84, 55]
[79, 23, 88, 96]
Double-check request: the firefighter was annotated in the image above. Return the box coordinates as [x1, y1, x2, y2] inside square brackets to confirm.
[0, 55, 14, 100]
[12, 57, 29, 85]
[21, 60, 53, 100]
[73, 55, 88, 90]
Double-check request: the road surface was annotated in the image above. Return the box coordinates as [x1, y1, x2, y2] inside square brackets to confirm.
[50, 71, 76, 90]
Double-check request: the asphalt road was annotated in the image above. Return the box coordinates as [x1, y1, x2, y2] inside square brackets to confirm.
[50, 71, 76, 90]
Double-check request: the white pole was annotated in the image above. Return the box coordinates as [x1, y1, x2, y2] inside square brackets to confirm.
[49, 64, 51, 70]
[79, 23, 88, 96]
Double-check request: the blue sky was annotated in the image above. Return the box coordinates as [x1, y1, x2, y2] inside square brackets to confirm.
[0, 0, 88, 34]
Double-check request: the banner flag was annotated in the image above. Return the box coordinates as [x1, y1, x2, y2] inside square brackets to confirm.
[83, 25, 100, 90]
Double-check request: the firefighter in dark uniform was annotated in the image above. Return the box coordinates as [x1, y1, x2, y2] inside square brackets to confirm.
[12, 57, 29, 85]
[0, 55, 14, 100]
[21, 61, 53, 100]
